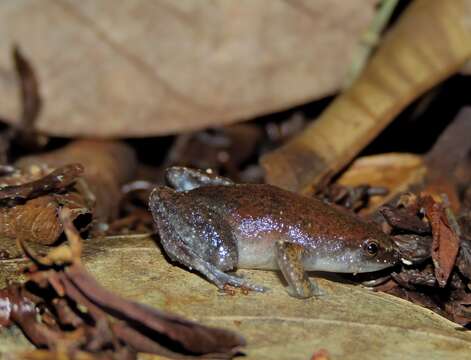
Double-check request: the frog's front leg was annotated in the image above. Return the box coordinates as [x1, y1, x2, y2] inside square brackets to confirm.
[165, 166, 233, 191]
[275, 241, 323, 299]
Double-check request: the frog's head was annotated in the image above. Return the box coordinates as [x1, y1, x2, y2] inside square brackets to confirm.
[352, 234, 400, 273]
[306, 231, 400, 274]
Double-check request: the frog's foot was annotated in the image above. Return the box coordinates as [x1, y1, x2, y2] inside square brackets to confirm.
[165, 166, 233, 191]
[286, 282, 326, 298]
[210, 268, 268, 293]
[275, 241, 323, 299]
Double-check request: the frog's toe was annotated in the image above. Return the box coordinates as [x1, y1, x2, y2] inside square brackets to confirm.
[287, 279, 324, 299]
[219, 273, 268, 293]
[206, 264, 267, 293]
[240, 281, 269, 293]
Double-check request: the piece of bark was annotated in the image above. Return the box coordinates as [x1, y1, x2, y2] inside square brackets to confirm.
[0, 1, 377, 137]
[16, 140, 137, 222]
[261, 0, 471, 194]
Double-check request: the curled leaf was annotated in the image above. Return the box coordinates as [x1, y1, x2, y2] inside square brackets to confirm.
[421, 195, 460, 287]
[0, 164, 91, 245]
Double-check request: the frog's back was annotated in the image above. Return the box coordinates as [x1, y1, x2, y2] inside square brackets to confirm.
[186, 184, 381, 243]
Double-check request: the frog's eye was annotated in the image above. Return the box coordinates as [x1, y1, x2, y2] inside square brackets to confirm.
[364, 240, 379, 257]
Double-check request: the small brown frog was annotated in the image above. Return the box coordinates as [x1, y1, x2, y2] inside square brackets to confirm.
[150, 167, 399, 298]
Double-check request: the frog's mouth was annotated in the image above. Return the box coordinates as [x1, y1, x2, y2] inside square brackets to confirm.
[353, 259, 396, 273]
[305, 249, 397, 274]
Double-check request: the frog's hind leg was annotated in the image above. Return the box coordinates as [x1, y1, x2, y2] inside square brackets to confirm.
[275, 241, 323, 299]
[165, 166, 233, 191]
[150, 187, 266, 293]
[164, 238, 267, 293]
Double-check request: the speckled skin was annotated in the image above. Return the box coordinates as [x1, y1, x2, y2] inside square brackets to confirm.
[150, 167, 399, 298]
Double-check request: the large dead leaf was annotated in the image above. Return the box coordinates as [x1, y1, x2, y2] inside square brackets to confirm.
[0, 0, 377, 137]
[262, 0, 471, 194]
[2, 236, 471, 359]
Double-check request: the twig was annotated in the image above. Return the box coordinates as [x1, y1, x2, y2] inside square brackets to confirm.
[343, 0, 399, 88]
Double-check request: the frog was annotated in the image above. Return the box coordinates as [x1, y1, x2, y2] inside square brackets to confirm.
[149, 167, 399, 298]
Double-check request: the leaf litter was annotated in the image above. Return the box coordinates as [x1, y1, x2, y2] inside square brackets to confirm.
[2, 8, 471, 358]
[0, 208, 245, 359]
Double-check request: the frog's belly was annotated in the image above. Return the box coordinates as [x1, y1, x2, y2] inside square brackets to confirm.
[236, 239, 278, 270]
[235, 235, 364, 273]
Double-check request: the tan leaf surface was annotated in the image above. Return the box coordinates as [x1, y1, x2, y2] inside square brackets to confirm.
[0, 0, 376, 137]
[2, 236, 471, 359]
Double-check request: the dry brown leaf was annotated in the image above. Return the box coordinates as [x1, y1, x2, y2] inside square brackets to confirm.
[0, 1, 377, 137]
[0, 196, 68, 245]
[262, 0, 471, 194]
[3, 236, 471, 359]
[421, 195, 461, 287]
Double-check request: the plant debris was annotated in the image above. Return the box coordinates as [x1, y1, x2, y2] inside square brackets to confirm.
[0, 209, 245, 359]
[0, 164, 90, 245]
[421, 195, 461, 286]
[2, 5, 471, 356]
[0, 163, 83, 204]
[371, 193, 471, 326]
[16, 140, 137, 224]
[314, 174, 388, 212]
